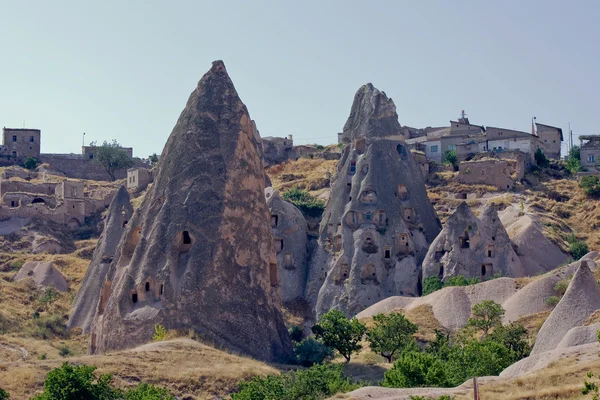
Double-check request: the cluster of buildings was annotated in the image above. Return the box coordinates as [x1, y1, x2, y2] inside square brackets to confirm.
[580, 135, 600, 170]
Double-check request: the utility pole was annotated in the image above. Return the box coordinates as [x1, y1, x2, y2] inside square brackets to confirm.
[82, 132, 86, 148]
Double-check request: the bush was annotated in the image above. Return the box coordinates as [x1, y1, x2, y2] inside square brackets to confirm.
[545, 296, 560, 306]
[553, 278, 570, 296]
[421, 275, 483, 296]
[58, 346, 71, 358]
[580, 176, 600, 198]
[311, 310, 366, 362]
[443, 150, 458, 171]
[421, 277, 444, 296]
[294, 338, 334, 367]
[232, 364, 363, 400]
[282, 187, 325, 218]
[288, 326, 304, 342]
[489, 323, 531, 362]
[30, 314, 69, 340]
[382, 351, 449, 388]
[23, 157, 39, 170]
[31, 363, 118, 400]
[0, 388, 8, 400]
[152, 324, 168, 341]
[367, 312, 418, 363]
[567, 234, 589, 260]
[535, 149, 549, 167]
[123, 383, 174, 400]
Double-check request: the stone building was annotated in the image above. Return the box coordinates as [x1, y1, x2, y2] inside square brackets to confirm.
[580, 135, 600, 169]
[536, 123, 563, 159]
[422, 202, 524, 282]
[127, 167, 153, 192]
[265, 187, 308, 304]
[457, 153, 525, 190]
[1, 128, 41, 159]
[307, 84, 441, 318]
[88, 60, 291, 361]
[262, 135, 294, 166]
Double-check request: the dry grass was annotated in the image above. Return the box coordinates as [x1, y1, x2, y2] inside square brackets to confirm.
[266, 158, 337, 196]
[513, 310, 552, 344]
[0, 339, 281, 400]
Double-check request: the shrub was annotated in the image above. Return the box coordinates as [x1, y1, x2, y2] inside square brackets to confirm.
[0, 388, 8, 400]
[39, 353, 47, 360]
[23, 157, 39, 170]
[567, 234, 589, 260]
[58, 346, 71, 358]
[367, 312, 418, 363]
[445, 275, 481, 287]
[31, 363, 118, 400]
[467, 301, 504, 335]
[123, 383, 174, 400]
[553, 278, 570, 296]
[580, 176, 600, 198]
[382, 351, 449, 388]
[422, 276, 444, 296]
[311, 310, 366, 362]
[546, 296, 560, 306]
[282, 187, 325, 218]
[535, 149, 549, 167]
[489, 323, 531, 362]
[443, 150, 458, 171]
[38, 287, 60, 310]
[232, 364, 362, 400]
[288, 325, 304, 342]
[30, 314, 69, 340]
[152, 324, 168, 341]
[294, 338, 334, 367]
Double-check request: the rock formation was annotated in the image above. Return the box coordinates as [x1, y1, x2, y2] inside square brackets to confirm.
[13, 261, 68, 292]
[337, 84, 402, 144]
[265, 187, 308, 304]
[87, 61, 291, 362]
[306, 84, 441, 317]
[531, 260, 600, 355]
[68, 186, 133, 333]
[422, 202, 524, 281]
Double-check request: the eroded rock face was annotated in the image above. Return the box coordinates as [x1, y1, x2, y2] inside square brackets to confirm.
[265, 188, 308, 304]
[307, 84, 441, 317]
[88, 61, 292, 362]
[422, 202, 524, 281]
[13, 261, 68, 292]
[68, 186, 133, 333]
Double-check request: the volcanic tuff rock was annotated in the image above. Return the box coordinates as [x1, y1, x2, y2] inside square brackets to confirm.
[13, 261, 68, 292]
[306, 84, 441, 317]
[68, 186, 133, 333]
[531, 260, 600, 355]
[337, 84, 402, 144]
[265, 187, 308, 304]
[88, 61, 292, 361]
[422, 202, 524, 281]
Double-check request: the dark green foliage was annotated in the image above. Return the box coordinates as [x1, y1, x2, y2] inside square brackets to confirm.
[123, 383, 174, 400]
[31, 362, 118, 400]
[367, 312, 418, 362]
[382, 351, 449, 388]
[315, 145, 325, 151]
[580, 176, 600, 198]
[421, 277, 444, 296]
[23, 157, 39, 170]
[567, 233, 589, 260]
[490, 323, 531, 362]
[148, 153, 159, 166]
[467, 300, 505, 335]
[231, 364, 363, 400]
[90, 140, 135, 181]
[59, 346, 71, 358]
[38, 287, 60, 310]
[294, 338, 334, 367]
[443, 150, 458, 171]
[0, 388, 8, 400]
[30, 314, 69, 340]
[421, 275, 482, 296]
[311, 310, 366, 362]
[565, 145, 581, 175]
[288, 326, 304, 342]
[535, 148, 549, 167]
[445, 275, 482, 287]
[282, 187, 326, 218]
[545, 296, 560, 306]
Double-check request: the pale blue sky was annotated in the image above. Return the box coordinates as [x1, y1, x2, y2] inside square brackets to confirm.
[0, 0, 598, 157]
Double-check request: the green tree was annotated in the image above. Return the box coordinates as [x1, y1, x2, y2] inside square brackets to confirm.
[90, 140, 134, 181]
[23, 157, 39, 170]
[367, 312, 418, 363]
[421, 277, 443, 296]
[467, 300, 505, 336]
[123, 383, 174, 400]
[489, 323, 531, 362]
[580, 176, 600, 198]
[282, 187, 325, 218]
[0, 388, 8, 400]
[382, 351, 449, 388]
[294, 338, 334, 367]
[311, 310, 366, 362]
[567, 233, 589, 260]
[148, 153, 159, 166]
[446, 339, 512, 384]
[535, 148, 549, 167]
[288, 326, 304, 343]
[443, 150, 458, 171]
[32, 362, 118, 400]
[565, 145, 581, 174]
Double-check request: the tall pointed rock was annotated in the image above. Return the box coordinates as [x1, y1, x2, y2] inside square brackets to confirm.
[88, 61, 292, 361]
[68, 185, 133, 333]
[307, 84, 441, 317]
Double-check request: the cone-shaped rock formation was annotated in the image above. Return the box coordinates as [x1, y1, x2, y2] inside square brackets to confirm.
[265, 187, 308, 304]
[422, 202, 524, 281]
[68, 186, 133, 333]
[88, 61, 292, 361]
[307, 84, 441, 317]
[531, 260, 600, 355]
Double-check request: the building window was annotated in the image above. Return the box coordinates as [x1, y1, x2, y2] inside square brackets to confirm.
[365, 212, 371, 221]
[12, 135, 17, 142]
[349, 161, 356, 175]
[589, 155, 595, 163]
[29, 136, 34, 143]
[430, 145, 438, 153]
[448, 144, 456, 151]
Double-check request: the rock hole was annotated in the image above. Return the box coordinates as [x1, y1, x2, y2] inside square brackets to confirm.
[145, 282, 150, 292]
[270, 215, 278, 228]
[269, 263, 278, 287]
[132, 293, 138, 303]
[122, 220, 128, 227]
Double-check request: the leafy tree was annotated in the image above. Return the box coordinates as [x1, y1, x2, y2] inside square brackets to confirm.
[311, 310, 366, 362]
[443, 150, 458, 171]
[23, 157, 39, 170]
[282, 187, 325, 218]
[535, 148, 549, 167]
[367, 312, 418, 363]
[123, 383, 174, 400]
[580, 176, 600, 198]
[32, 362, 118, 400]
[444, 275, 481, 287]
[467, 300, 504, 336]
[489, 323, 531, 362]
[421, 277, 444, 296]
[565, 145, 581, 174]
[90, 140, 134, 181]
[288, 326, 304, 342]
[447, 339, 512, 383]
[567, 233, 589, 260]
[0, 388, 8, 400]
[294, 338, 334, 367]
[421, 275, 483, 296]
[148, 153, 159, 166]
[382, 351, 449, 388]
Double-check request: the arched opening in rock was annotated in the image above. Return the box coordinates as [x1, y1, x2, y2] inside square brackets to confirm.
[132, 292, 138, 303]
[271, 215, 279, 228]
[32, 197, 45, 204]
[349, 160, 356, 175]
[355, 138, 366, 154]
[145, 282, 150, 292]
[481, 263, 493, 278]
[122, 220, 128, 227]
[179, 230, 193, 252]
[487, 244, 495, 258]
[439, 266, 444, 279]
[384, 248, 391, 259]
[274, 239, 284, 252]
[459, 232, 470, 248]
[397, 144, 407, 159]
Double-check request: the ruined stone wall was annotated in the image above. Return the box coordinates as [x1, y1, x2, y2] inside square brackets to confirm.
[458, 159, 521, 189]
[0, 180, 58, 198]
[39, 155, 143, 181]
